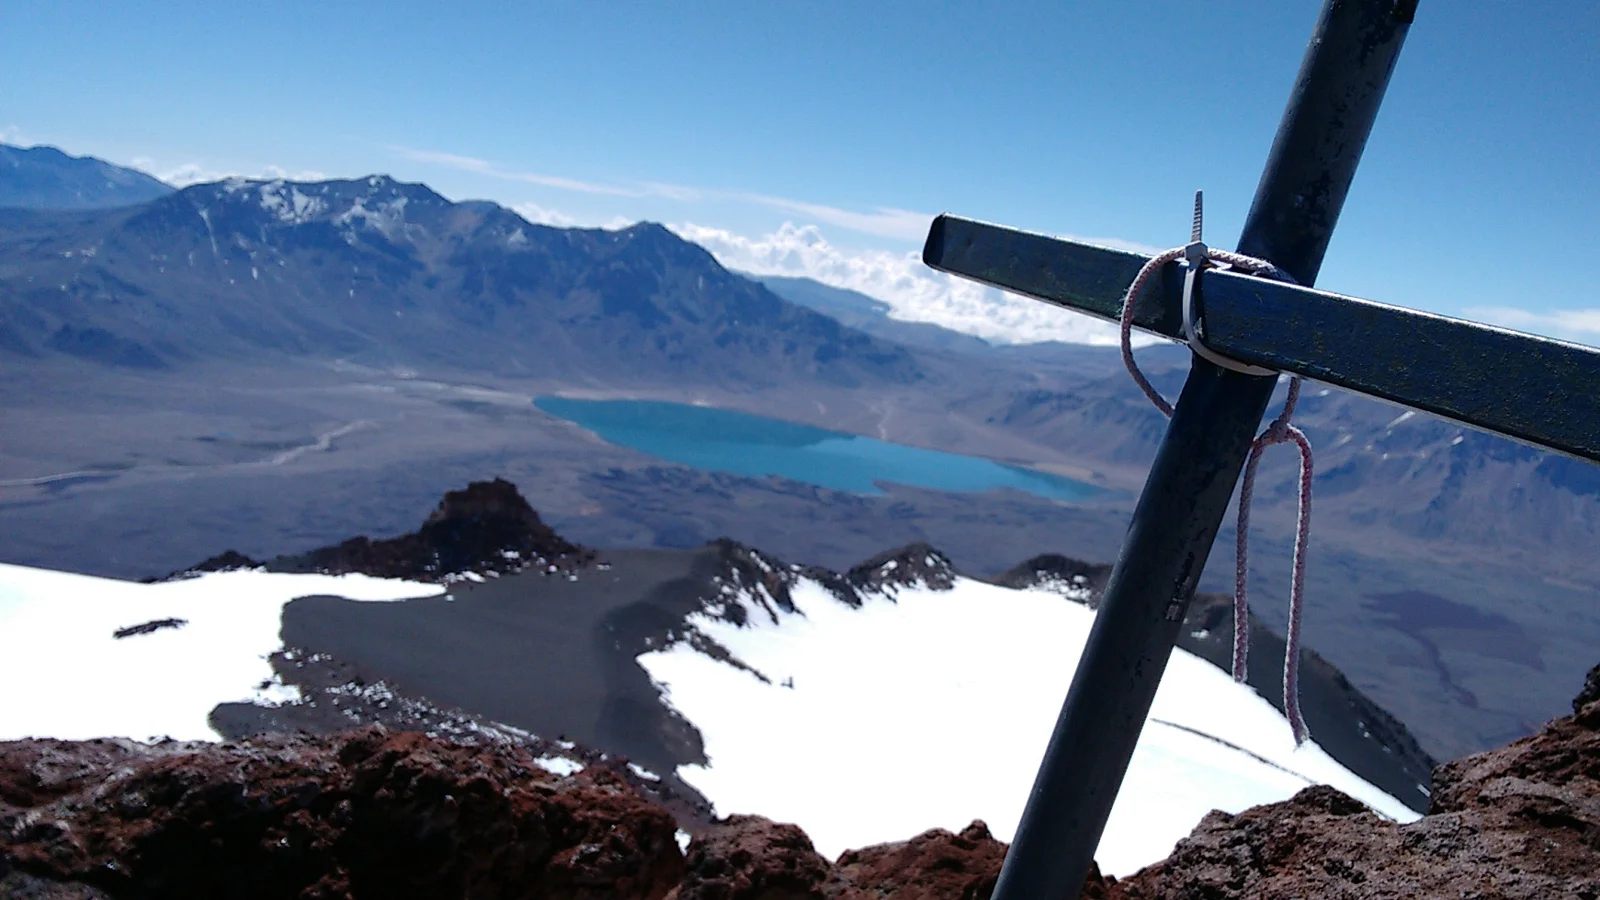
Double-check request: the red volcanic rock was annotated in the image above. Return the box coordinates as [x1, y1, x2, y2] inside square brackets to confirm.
[820, 820, 1116, 900]
[670, 817, 1115, 900]
[669, 815, 831, 899]
[1106, 702, 1600, 899]
[8, 694, 1598, 899]
[0, 728, 683, 899]
[822, 820, 1007, 900]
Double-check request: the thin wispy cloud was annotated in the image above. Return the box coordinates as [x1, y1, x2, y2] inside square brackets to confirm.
[390, 144, 943, 242]
[673, 220, 1158, 348]
[389, 146, 641, 197]
[1463, 306, 1600, 348]
[639, 180, 703, 202]
[736, 194, 933, 242]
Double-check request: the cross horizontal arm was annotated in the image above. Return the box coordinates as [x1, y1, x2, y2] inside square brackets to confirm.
[924, 214, 1600, 466]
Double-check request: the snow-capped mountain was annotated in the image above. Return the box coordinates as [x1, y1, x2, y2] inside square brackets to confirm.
[636, 545, 1420, 876]
[0, 174, 917, 386]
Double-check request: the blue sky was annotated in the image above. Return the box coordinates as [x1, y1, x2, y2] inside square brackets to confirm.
[4, 1, 1598, 345]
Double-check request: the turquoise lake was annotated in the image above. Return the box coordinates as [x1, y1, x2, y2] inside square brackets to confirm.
[534, 397, 1102, 502]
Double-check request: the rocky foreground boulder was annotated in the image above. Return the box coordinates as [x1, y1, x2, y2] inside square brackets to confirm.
[0, 729, 683, 899]
[1102, 697, 1600, 899]
[4, 685, 1597, 899]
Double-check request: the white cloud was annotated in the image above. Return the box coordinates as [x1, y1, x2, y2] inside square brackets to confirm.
[153, 161, 328, 187]
[511, 201, 576, 227]
[1462, 306, 1600, 348]
[510, 201, 633, 231]
[261, 164, 330, 182]
[674, 221, 1159, 347]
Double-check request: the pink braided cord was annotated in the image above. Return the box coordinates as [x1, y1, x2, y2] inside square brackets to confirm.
[1119, 247, 1315, 745]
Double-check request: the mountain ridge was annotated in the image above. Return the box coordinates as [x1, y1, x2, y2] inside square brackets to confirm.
[0, 143, 174, 210]
[0, 175, 919, 388]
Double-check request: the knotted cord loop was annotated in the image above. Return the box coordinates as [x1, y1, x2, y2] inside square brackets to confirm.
[1118, 191, 1316, 746]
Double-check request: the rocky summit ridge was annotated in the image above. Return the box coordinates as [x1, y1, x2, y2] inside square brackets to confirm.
[4, 681, 1597, 898]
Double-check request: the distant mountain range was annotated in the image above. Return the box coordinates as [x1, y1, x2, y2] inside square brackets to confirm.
[0, 173, 916, 387]
[0, 143, 174, 210]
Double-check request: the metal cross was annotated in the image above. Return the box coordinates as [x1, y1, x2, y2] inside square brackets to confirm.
[921, 1, 1600, 897]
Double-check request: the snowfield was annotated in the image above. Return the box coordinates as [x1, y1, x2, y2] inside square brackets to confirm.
[0, 558, 1423, 879]
[638, 575, 1422, 877]
[0, 564, 439, 742]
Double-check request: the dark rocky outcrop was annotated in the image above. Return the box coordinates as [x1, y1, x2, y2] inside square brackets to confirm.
[270, 478, 595, 580]
[142, 549, 260, 583]
[110, 618, 187, 639]
[994, 553, 1110, 599]
[154, 479, 595, 584]
[844, 542, 955, 594]
[1576, 662, 1600, 713]
[697, 539, 959, 622]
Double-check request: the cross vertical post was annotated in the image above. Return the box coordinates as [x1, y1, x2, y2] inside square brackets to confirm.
[988, 2, 1415, 897]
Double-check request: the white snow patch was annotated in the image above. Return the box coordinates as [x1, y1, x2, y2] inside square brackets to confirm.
[0, 565, 440, 742]
[534, 756, 585, 777]
[257, 181, 327, 225]
[336, 194, 409, 237]
[639, 577, 1419, 876]
[675, 829, 692, 852]
[628, 762, 662, 782]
